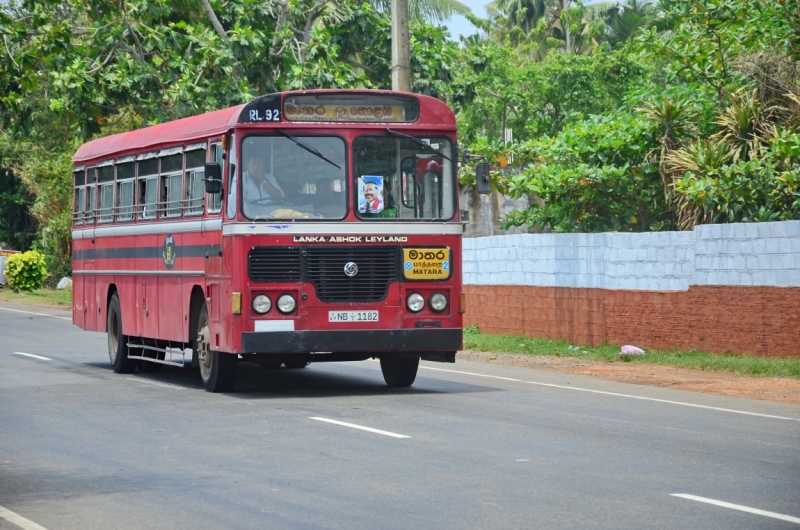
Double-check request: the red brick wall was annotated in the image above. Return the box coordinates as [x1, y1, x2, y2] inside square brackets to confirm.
[463, 285, 800, 357]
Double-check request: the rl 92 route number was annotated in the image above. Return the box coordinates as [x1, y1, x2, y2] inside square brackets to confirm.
[328, 311, 379, 323]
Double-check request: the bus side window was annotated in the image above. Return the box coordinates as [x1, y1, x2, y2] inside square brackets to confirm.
[185, 147, 206, 216]
[116, 162, 135, 222]
[160, 153, 183, 218]
[225, 133, 237, 219]
[208, 142, 222, 214]
[86, 168, 97, 224]
[73, 169, 85, 226]
[137, 157, 158, 219]
[97, 165, 115, 224]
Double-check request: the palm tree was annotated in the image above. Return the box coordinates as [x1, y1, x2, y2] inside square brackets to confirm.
[368, 0, 472, 22]
[603, 0, 658, 47]
[486, 0, 547, 35]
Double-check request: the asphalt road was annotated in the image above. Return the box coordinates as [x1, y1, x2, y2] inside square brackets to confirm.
[1, 301, 799, 530]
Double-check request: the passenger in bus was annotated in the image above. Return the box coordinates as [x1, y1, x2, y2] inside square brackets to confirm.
[243, 155, 284, 205]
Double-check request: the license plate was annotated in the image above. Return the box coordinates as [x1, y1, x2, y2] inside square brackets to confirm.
[328, 311, 379, 323]
[403, 247, 451, 280]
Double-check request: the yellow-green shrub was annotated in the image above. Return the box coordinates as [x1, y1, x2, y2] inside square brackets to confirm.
[5, 250, 48, 291]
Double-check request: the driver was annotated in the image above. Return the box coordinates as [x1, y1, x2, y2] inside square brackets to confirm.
[243, 155, 284, 204]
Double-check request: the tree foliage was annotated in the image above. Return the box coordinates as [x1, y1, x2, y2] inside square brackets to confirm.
[463, 0, 800, 232]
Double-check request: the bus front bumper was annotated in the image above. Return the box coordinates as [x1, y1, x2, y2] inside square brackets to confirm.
[241, 328, 462, 354]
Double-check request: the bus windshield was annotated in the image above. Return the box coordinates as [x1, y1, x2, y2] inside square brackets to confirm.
[241, 135, 347, 220]
[354, 136, 455, 220]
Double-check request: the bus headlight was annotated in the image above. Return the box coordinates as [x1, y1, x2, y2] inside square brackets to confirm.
[252, 295, 271, 314]
[429, 293, 448, 312]
[407, 293, 424, 312]
[277, 294, 296, 314]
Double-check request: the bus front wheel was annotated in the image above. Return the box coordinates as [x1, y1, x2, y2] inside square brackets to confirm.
[379, 356, 419, 387]
[195, 304, 237, 392]
[107, 293, 137, 373]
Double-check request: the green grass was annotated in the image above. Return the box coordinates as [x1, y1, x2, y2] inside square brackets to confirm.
[463, 325, 800, 380]
[0, 286, 73, 309]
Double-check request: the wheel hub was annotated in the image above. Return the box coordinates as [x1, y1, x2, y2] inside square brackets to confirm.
[197, 323, 212, 375]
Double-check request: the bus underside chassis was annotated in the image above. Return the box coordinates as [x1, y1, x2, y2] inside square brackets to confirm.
[107, 296, 450, 392]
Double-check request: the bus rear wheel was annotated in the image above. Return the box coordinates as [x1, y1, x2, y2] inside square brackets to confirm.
[379, 356, 419, 387]
[195, 304, 237, 392]
[107, 293, 137, 374]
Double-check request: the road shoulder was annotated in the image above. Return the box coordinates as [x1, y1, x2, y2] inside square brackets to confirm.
[457, 350, 800, 405]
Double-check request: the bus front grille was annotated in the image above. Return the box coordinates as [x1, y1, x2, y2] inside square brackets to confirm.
[248, 247, 302, 282]
[248, 246, 398, 303]
[306, 247, 397, 303]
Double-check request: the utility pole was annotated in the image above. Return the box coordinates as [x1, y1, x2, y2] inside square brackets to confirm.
[391, 0, 411, 92]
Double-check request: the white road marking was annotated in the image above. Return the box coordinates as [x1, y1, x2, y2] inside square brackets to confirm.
[0, 306, 71, 321]
[672, 494, 800, 524]
[524, 381, 800, 421]
[12, 352, 52, 361]
[309, 417, 410, 438]
[413, 364, 800, 422]
[0, 505, 49, 530]
[126, 378, 186, 390]
[418, 365, 522, 382]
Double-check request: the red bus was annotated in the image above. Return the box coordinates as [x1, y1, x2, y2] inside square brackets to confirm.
[71, 90, 464, 392]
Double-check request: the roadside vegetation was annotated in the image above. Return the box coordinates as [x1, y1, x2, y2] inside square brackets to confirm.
[464, 326, 800, 379]
[3, 0, 798, 276]
[0, 286, 72, 309]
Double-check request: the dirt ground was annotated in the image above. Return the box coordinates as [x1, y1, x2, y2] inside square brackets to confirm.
[458, 350, 800, 406]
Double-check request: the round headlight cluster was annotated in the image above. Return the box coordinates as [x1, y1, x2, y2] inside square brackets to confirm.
[406, 292, 448, 313]
[252, 295, 271, 314]
[277, 294, 296, 314]
[406, 293, 425, 312]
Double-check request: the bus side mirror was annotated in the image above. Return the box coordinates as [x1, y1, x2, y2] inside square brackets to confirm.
[475, 162, 491, 195]
[204, 163, 222, 194]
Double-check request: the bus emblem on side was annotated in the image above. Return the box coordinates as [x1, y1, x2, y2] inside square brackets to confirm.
[163, 235, 176, 269]
[343, 262, 358, 277]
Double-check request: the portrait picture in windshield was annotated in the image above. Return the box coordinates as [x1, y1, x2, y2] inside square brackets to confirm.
[241, 135, 346, 220]
[354, 136, 455, 220]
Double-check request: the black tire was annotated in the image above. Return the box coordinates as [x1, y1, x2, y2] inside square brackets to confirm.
[283, 360, 309, 369]
[108, 293, 137, 373]
[195, 303, 237, 392]
[379, 356, 419, 387]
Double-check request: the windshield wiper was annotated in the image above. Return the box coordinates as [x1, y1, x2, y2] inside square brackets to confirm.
[278, 130, 342, 169]
[385, 128, 451, 161]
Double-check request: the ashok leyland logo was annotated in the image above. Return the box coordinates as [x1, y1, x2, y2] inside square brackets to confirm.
[343, 262, 358, 277]
[163, 235, 176, 269]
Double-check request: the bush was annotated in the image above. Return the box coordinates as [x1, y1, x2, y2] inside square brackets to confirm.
[5, 250, 48, 291]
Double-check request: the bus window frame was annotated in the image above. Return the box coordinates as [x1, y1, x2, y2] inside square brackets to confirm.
[115, 160, 136, 223]
[352, 133, 457, 222]
[73, 168, 85, 226]
[239, 132, 349, 222]
[96, 162, 115, 224]
[184, 144, 207, 217]
[158, 150, 184, 219]
[208, 141, 223, 215]
[85, 167, 97, 225]
[137, 154, 159, 221]
[226, 132, 237, 220]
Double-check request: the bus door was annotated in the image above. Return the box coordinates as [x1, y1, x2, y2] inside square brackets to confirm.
[204, 141, 224, 327]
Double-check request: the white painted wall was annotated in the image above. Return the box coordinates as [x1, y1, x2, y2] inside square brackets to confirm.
[463, 221, 800, 289]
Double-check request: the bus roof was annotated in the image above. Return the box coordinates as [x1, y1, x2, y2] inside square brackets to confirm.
[73, 90, 455, 165]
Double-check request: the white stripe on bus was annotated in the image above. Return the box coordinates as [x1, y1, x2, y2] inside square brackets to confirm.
[222, 222, 463, 236]
[71, 270, 205, 276]
[72, 218, 222, 240]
